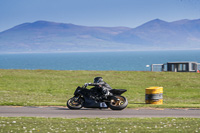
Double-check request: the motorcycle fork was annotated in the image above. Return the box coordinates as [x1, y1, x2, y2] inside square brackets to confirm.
[74, 95, 81, 102]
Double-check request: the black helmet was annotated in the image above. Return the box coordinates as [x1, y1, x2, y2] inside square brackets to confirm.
[94, 77, 103, 83]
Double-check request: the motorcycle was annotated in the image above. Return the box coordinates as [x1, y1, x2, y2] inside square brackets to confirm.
[67, 85, 128, 110]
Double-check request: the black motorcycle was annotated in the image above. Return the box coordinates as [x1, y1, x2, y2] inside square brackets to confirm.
[67, 85, 128, 110]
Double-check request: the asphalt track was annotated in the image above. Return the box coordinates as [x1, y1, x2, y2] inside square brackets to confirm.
[0, 106, 200, 118]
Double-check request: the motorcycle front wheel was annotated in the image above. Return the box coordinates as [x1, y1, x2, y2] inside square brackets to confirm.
[67, 97, 84, 109]
[109, 96, 128, 110]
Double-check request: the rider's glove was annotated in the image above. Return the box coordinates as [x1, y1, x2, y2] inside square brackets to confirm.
[84, 83, 88, 87]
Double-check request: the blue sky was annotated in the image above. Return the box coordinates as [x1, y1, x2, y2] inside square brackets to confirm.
[0, 0, 200, 32]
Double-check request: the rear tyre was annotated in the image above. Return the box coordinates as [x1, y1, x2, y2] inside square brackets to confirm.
[67, 97, 84, 109]
[109, 96, 128, 110]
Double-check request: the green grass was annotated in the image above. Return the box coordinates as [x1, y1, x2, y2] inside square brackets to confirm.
[0, 117, 199, 133]
[0, 69, 200, 108]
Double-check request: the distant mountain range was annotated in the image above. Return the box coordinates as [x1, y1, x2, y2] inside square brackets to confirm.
[0, 18, 200, 53]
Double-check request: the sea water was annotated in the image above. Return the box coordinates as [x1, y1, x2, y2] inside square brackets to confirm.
[0, 50, 200, 71]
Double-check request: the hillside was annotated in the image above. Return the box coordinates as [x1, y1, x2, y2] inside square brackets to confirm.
[0, 19, 200, 53]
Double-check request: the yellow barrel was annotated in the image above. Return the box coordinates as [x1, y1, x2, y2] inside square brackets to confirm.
[145, 87, 163, 104]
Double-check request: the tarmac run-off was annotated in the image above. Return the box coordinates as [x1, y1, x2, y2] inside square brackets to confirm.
[0, 106, 199, 118]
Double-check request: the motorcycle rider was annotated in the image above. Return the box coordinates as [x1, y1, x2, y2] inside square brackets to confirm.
[84, 77, 112, 98]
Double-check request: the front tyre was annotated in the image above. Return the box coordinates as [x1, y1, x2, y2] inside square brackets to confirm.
[67, 97, 84, 109]
[109, 96, 128, 110]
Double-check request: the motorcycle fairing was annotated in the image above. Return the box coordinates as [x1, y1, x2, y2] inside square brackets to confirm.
[109, 89, 127, 95]
[74, 87, 101, 108]
[82, 96, 101, 108]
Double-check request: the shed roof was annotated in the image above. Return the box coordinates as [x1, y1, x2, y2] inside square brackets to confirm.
[167, 61, 197, 64]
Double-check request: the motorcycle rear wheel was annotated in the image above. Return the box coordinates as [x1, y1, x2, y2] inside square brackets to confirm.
[67, 97, 83, 109]
[109, 96, 128, 110]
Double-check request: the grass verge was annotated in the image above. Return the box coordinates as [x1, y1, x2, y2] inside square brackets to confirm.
[0, 69, 200, 108]
[0, 117, 199, 133]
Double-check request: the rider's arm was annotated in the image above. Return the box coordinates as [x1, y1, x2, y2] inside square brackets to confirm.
[84, 82, 104, 87]
[89, 82, 105, 86]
